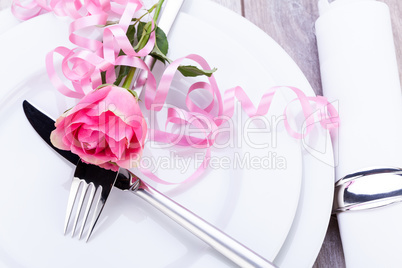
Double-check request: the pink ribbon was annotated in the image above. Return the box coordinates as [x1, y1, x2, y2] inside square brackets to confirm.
[14, 0, 340, 185]
[11, 0, 50, 20]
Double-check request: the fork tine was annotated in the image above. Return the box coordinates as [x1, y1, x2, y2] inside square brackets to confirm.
[78, 184, 96, 239]
[85, 186, 106, 242]
[63, 178, 82, 235]
[66, 161, 118, 241]
[71, 181, 89, 237]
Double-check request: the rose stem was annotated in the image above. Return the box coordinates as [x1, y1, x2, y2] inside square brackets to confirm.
[121, 0, 165, 91]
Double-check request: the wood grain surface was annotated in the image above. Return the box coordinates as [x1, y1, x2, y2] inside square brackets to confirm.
[1, 0, 401, 267]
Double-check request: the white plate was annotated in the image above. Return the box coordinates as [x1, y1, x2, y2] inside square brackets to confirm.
[0, 9, 301, 268]
[0, 1, 334, 267]
[0, 7, 20, 35]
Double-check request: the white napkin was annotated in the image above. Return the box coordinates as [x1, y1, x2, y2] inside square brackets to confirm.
[315, 0, 402, 267]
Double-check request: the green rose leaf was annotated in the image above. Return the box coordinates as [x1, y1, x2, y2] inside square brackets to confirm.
[178, 65, 217, 77]
[136, 21, 146, 44]
[155, 26, 168, 55]
[126, 23, 136, 46]
[150, 45, 172, 64]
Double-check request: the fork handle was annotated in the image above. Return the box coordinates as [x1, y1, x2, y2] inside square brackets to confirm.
[130, 180, 276, 268]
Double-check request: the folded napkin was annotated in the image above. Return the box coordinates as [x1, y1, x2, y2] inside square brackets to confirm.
[315, 0, 402, 267]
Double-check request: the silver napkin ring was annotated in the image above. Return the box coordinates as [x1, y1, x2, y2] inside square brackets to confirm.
[332, 166, 402, 214]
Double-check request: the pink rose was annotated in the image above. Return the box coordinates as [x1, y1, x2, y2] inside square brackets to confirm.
[50, 85, 147, 171]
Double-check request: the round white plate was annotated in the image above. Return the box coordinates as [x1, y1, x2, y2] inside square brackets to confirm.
[0, 0, 334, 267]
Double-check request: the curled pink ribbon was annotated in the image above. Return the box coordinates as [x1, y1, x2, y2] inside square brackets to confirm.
[15, 0, 339, 185]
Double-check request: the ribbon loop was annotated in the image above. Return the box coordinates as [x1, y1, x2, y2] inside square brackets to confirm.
[20, 0, 339, 184]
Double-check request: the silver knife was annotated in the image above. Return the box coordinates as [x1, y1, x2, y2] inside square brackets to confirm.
[24, 1, 276, 266]
[23, 101, 277, 268]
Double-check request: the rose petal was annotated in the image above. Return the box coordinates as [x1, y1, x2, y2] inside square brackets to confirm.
[51, 85, 147, 169]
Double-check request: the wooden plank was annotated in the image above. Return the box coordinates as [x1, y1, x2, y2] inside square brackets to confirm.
[381, 0, 402, 89]
[313, 218, 346, 268]
[243, 0, 323, 95]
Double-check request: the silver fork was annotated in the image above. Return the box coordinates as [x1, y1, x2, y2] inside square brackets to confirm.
[63, 160, 118, 241]
[23, 98, 276, 267]
[66, 161, 277, 267]
[63, 53, 154, 242]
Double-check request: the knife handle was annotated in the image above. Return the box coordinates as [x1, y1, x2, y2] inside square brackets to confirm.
[130, 179, 276, 268]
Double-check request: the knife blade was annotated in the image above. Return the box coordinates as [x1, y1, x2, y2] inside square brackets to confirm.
[22, 99, 79, 165]
[23, 100, 277, 268]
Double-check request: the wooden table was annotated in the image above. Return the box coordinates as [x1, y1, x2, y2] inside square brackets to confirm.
[1, 0, 401, 266]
